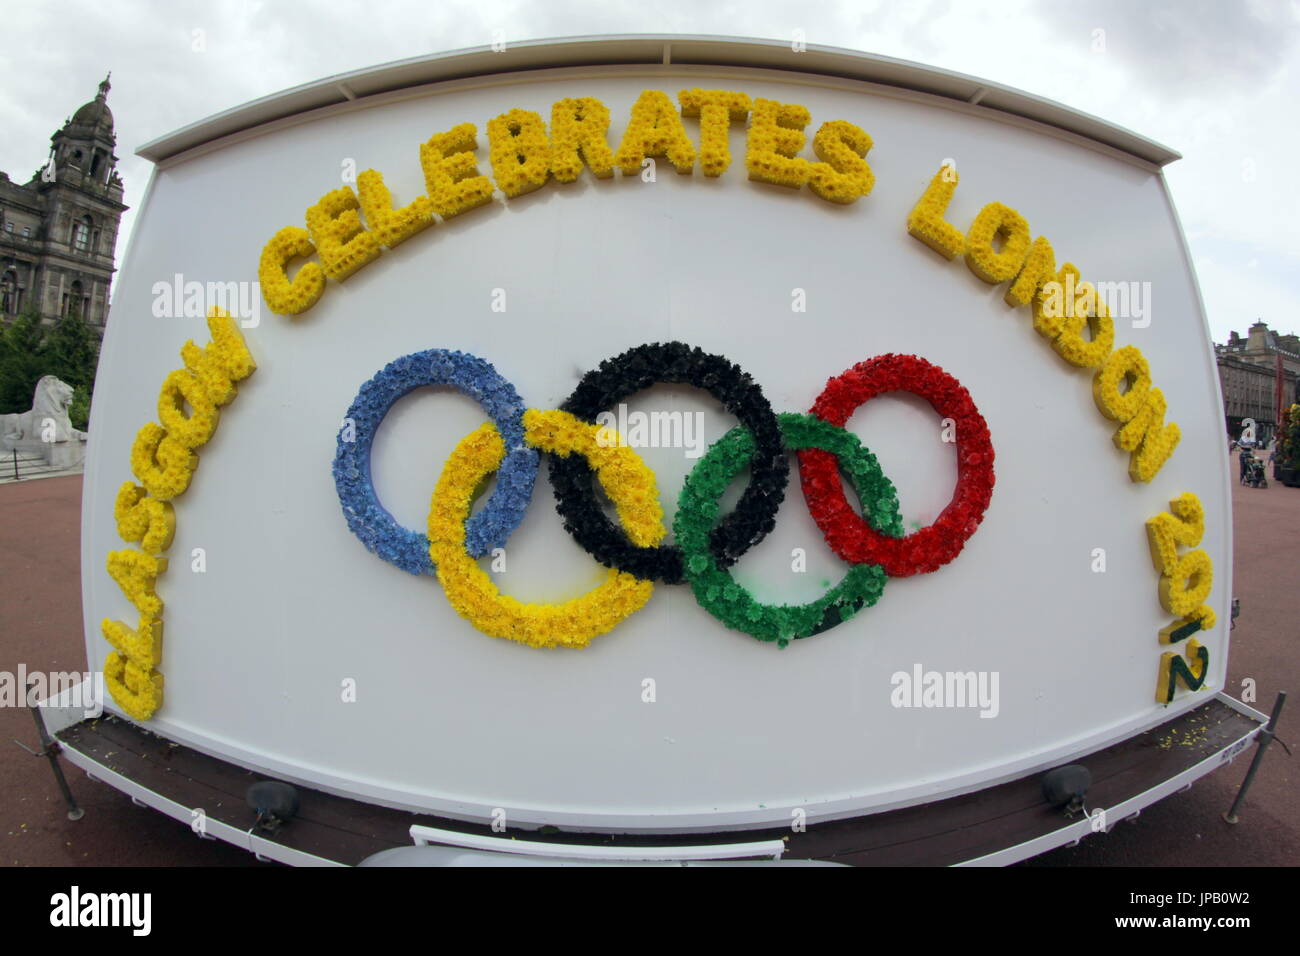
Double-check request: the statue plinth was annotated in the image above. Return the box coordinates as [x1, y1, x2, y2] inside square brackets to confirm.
[1, 436, 87, 469]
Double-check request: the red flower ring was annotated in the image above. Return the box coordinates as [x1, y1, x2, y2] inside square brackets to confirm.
[798, 354, 995, 577]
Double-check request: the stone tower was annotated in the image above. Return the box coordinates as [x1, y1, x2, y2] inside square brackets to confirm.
[0, 74, 127, 335]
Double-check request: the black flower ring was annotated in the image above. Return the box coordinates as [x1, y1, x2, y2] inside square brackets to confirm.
[551, 342, 788, 584]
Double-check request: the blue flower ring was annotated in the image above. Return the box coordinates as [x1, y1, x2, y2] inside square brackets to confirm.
[333, 349, 538, 575]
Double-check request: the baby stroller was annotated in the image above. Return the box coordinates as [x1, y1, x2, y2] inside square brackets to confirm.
[1245, 456, 1268, 488]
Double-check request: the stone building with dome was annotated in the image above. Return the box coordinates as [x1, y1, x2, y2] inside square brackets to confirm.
[0, 75, 126, 336]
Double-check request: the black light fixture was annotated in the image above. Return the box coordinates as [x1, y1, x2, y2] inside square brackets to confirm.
[246, 781, 300, 835]
[1041, 764, 1091, 815]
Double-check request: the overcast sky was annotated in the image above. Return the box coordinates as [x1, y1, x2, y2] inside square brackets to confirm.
[2, 0, 1295, 344]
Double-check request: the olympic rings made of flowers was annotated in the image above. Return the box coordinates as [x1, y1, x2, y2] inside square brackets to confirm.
[334, 345, 997, 650]
[334, 349, 538, 575]
[798, 354, 995, 577]
[427, 411, 665, 648]
[553, 342, 788, 584]
[676, 413, 903, 647]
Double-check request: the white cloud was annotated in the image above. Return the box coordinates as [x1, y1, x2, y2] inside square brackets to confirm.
[1195, 253, 1298, 343]
[1, 0, 1296, 338]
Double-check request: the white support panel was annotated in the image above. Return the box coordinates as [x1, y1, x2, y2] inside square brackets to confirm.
[409, 824, 785, 862]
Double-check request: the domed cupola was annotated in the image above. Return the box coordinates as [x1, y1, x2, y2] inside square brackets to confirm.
[69, 75, 115, 136]
[47, 74, 120, 189]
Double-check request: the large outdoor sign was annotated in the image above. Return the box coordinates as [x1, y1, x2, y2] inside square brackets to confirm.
[82, 52, 1230, 831]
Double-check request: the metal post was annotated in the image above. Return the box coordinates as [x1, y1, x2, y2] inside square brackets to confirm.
[12, 448, 19, 481]
[1223, 691, 1287, 825]
[22, 678, 84, 821]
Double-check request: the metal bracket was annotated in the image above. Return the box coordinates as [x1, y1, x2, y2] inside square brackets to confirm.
[1224, 691, 1287, 824]
[22, 678, 84, 821]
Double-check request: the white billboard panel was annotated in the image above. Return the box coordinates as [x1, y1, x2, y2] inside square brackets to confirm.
[82, 49, 1230, 831]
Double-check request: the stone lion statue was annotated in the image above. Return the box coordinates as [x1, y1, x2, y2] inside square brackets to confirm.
[1, 375, 88, 444]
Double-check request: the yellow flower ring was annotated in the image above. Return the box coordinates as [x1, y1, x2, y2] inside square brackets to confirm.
[427, 409, 667, 649]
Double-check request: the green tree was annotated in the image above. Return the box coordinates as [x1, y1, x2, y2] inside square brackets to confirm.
[1281, 404, 1300, 471]
[41, 310, 100, 393]
[0, 308, 101, 430]
[68, 385, 91, 432]
[0, 307, 47, 413]
[41, 312, 101, 430]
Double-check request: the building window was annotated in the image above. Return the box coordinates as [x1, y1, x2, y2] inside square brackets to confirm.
[22, 226, 30, 238]
[73, 215, 92, 251]
[1, 271, 16, 314]
[65, 280, 84, 319]
[3, 222, 11, 233]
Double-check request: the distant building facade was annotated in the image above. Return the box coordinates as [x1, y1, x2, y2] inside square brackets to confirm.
[1215, 321, 1300, 443]
[0, 75, 126, 336]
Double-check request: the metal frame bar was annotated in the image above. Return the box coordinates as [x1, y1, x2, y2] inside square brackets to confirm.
[955, 692, 1268, 866]
[56, 746, 344, 868]
[50, 690, 1265, 867]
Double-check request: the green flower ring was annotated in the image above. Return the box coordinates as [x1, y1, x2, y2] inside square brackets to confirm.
[674, 413, 905, 647]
